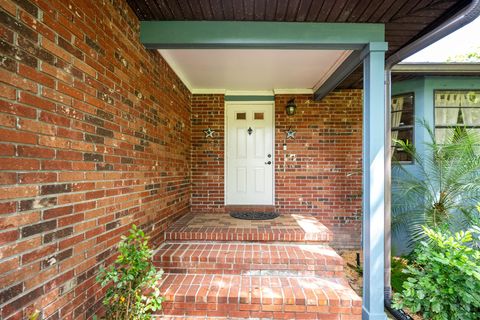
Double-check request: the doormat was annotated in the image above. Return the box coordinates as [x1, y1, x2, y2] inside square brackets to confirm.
[230, 211, 279, 220]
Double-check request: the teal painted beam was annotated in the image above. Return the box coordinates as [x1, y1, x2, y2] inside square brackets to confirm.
[362, 44, 388, 320]
[225, 95, 274, 102]
[314, 42, 387, 101]
[314, 49, 364, 100]
[140, 21, 384, 49]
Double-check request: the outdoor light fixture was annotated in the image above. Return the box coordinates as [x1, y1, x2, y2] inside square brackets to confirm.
[285, 99, 297, 116]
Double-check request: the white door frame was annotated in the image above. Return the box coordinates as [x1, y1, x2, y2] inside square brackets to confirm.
[224, 100, 275, 205]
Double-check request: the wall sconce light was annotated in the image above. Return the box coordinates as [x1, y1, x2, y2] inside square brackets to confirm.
[285, 99, 297, 116]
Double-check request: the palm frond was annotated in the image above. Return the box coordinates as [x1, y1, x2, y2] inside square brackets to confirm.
[392, 121, 480, 249]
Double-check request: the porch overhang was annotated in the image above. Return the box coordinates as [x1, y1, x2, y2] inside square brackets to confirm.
[140, 21, 385, 101]
[140, 20, 388, 320]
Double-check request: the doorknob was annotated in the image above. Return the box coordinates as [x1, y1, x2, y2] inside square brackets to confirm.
[265, 161, 272, 165]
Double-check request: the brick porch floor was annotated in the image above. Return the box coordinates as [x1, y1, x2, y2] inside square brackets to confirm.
[154, 213, 361, 319]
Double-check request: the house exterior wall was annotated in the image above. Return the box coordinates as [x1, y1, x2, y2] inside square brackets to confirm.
[391, 76, 480, 254]
[392, 76, 480, 168]
[191, 92, 364, 249]
[0, 0, 191, 318]
[191, 94, 225, 212]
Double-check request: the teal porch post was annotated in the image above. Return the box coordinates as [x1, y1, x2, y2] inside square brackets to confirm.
[362, 42, 388, 320]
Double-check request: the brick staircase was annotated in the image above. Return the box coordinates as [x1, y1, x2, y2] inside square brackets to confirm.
[154, 213, 361, 319]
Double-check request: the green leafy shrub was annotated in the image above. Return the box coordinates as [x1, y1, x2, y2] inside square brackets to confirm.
[392, 122, 480, 247]
[392, 227, 480, 320]
[390, 257, 409, 293]
[96, 225, 164, 320]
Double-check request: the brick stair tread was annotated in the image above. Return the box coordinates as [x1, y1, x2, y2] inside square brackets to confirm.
[164, 213, 332, 243]
[156, 317, 230, 320]
[158, 273, 361, 318]
[154, 242, 344, 276]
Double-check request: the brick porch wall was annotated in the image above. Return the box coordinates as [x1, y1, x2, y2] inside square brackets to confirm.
[275, 93, 363, 249]
[190, 92, 363, 248]
[0, 0, 191, 319]
[191, 94, 225, 213]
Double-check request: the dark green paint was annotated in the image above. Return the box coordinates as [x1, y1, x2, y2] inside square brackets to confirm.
[225, 95, 274, 102]
[140, 21, 385, 49]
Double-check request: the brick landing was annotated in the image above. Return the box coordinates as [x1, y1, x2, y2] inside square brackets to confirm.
[164, 213, 332, 243]
[155, 213, 361, 319]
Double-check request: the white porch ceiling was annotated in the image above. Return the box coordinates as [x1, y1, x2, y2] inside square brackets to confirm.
[159, 49, 352, 94]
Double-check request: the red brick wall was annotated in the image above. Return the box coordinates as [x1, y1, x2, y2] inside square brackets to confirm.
[190, 93, 363, 248]
[191, 94, 225, 213]
[0, 0, 191, 319]
[275, 93, 363, 249]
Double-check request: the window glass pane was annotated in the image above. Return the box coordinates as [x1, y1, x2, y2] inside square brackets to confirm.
[435, 128, 480, 145]
[435, 90, 480, 143]
[393, 128, 413, 162]
[435, 128, 454, 144]
[236, 112, 246, 120]
[435, 90, 480, 107]
[254, 112, 264, 120]
[462, 108, 480, 126]
[391, 93, 414, 163]
[461, 92, 480, 107]
[435, 108, 461, 126]
[391, 93, 414, 128]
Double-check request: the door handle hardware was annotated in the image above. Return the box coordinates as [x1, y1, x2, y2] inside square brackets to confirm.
[265, 161, 272, 165]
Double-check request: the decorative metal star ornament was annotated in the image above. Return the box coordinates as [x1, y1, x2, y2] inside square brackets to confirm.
[203, 127, 215, 138]
[285, 127, 296, 139]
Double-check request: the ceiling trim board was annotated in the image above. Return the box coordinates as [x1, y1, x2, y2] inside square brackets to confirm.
[225, 90, 274, 96]
[191, 89, 227, 94]
[273, 89, 314, 94]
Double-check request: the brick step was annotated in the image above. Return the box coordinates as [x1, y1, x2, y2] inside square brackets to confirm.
[164, 213, 332, 243]
[157, 274, 361, 319]
[156, 317, 229, 320]
[154, 242, 344, 277]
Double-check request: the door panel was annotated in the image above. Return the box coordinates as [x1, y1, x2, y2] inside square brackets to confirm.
[254, 128, 265, 157]
[236, 167, 247, 193]
[226, 103, 274, 205]
[254, 168, 265, 193]
[237, 128, 247, 158]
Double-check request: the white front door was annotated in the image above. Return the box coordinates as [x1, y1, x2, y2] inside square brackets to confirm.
[226, 102, 274, 205]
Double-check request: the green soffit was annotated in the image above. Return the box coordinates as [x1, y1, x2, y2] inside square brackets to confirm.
[140, 21, 385, 49]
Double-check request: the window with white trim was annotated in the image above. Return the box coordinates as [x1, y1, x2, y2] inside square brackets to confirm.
[392, 93, 414, 163]
[434, 90, 480, 143]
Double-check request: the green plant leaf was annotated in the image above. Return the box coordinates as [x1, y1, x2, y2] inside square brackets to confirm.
[392, 121, 480, 249]
[95, 225, 165, 319]
[392, 227, 480, 320]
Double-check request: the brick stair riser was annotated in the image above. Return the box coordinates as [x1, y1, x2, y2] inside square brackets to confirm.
[154, 262, 344, 277]
[158, 303, 361, 319]
[164, 233, 331, 243]
[153, 243, 345, 277]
